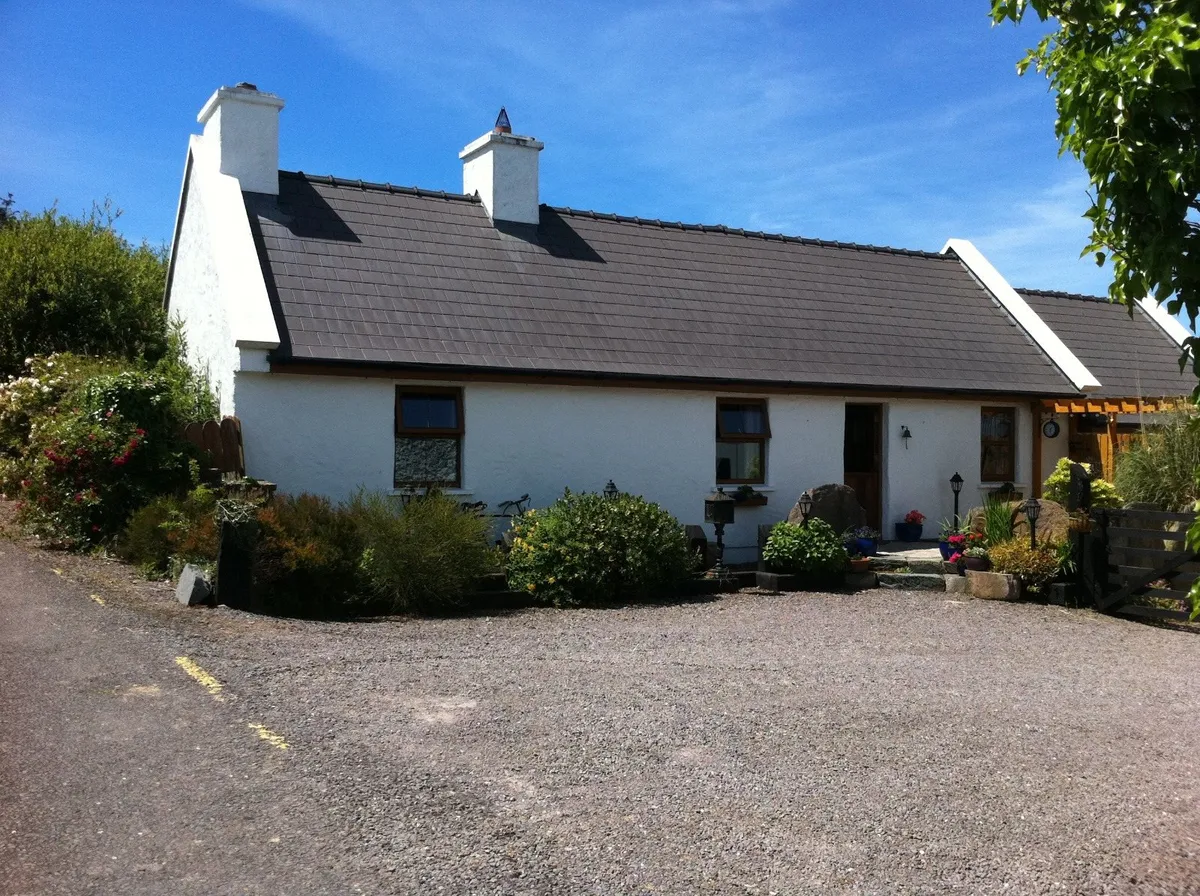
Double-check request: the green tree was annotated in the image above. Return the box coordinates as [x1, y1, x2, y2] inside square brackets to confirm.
[0, 203, 168, 376]
[993, 1, 1200, 618]
[991, 1, 1200, 372]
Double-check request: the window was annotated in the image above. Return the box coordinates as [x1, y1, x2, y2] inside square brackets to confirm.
[395, 388, 463, 487]
[980, 407, 1015, 482]
[716, 399, 769, 484]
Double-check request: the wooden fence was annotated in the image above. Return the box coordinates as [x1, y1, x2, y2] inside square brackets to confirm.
[1089, 508, 1197, 623]
[181, 417, 244, 480]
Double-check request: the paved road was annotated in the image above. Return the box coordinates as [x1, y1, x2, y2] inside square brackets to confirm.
[2, 535, 1200, 895]
[0, 543, 352, 895]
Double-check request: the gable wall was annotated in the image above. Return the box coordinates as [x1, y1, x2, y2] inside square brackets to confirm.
[234, 373, 1034, 561]
[168, 163, 239, 416]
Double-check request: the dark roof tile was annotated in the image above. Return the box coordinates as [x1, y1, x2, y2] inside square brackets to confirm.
[244, 172, 1080, 395]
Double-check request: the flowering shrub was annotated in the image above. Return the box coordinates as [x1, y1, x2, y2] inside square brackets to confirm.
[505, 489, 696, 607]
[116, 486, 219, 577]
[0, 354, 206, 545]
[903, 509, 926, 525]
[851, 526, 881, 540]
[947, 531, 987, 563]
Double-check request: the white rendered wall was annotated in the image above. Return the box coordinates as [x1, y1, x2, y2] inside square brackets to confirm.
[234, 376, 1036, 562]
[1040, 419, 1070, 489]
[167, 160, 238, 416]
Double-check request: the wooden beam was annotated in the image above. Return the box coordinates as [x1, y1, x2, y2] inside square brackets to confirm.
[1031, 400, 1043, 498]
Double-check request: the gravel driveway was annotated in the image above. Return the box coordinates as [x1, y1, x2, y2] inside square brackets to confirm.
[6, 539, 1200, 894]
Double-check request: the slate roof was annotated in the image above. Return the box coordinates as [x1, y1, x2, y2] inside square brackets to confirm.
[243, 171, 1079, 396]
[1017, 289, 1189, 400]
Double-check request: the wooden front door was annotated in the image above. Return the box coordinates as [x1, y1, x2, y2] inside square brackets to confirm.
[844, 404, 882, 530]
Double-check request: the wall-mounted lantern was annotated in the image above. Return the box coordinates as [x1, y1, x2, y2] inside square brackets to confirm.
[603, 480, 619, 500]
[900, 425, 912, 449]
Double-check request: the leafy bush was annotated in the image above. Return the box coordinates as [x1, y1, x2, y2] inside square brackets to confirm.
[0, 352, 214, 546]
[505, 489, 695, 607]
[1114, 406, 1200, 510]
[253, 493, 366, 618]
[116, 486, 218, 577]
[988, 538, 1063, 592]
[762, 518, 848, 577]
[0, 204, 168, 377]
[1042, 457, 1123, 509]
[348, 490, 498, 614]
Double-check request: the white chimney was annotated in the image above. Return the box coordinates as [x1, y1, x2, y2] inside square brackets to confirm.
[197, 83, 285, 195]
[459, 108, 544, 225]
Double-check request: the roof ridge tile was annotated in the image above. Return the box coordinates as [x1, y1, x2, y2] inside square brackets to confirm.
[282, 170, 481, 204]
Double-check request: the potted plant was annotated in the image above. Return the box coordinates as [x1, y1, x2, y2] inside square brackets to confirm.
[895, 509, 925, 542]
[959, 531, 990, 571]
[732, 484, 768, 507]
[850, 526, 880, 556]
[848, 552, 871, 572]
[937, 519, 959, 560]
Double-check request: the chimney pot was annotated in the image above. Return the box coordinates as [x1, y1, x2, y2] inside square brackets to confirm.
[494, 107, 512, 134]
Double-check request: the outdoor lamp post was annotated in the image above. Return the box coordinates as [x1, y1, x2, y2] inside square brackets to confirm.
[1024, 497, 1041, 550]
[798, 491, 813, 524]
[603, 480, 619, 500]
[950, 472, 964, 526]
[704, 487, 737, 577]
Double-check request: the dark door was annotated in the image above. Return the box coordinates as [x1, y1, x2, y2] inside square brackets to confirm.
[844, 404, 882, 530]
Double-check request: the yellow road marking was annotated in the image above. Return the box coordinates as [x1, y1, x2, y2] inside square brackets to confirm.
[52, 568, 63, 576]
[174, 656, 225, 702]
[248, 723, 289, 751]
[89, 593, 105, 606]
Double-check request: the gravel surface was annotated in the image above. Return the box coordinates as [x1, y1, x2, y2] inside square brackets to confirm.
[4, 535, 1199, 894]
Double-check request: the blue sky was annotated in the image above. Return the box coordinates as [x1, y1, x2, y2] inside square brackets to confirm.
[4, 1, 1111, 296]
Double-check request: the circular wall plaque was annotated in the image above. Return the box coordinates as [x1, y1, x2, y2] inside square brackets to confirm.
[1042, 420, 1061, 438]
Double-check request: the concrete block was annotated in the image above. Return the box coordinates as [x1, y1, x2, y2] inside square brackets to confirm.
[844, 571, 876, 590]
[876, 572, 945, 591]
[966, 570, 1020, 601]
[944, 574, 969, 594]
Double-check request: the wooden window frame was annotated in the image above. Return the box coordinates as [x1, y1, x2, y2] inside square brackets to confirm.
[716, 398, 770, 485]
[394, 387, 464, 488]
[980, 406, 1016, 483]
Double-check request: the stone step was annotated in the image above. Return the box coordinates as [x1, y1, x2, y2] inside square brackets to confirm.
[870, 557, 947, 574]
[875, 572, 946, 592]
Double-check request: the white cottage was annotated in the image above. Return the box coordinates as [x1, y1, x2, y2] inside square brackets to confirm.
[165, 84, 1191, 561]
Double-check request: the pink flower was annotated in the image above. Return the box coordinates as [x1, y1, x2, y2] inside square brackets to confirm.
[948, 552, 963, 563]
[112, 456, 127, 467]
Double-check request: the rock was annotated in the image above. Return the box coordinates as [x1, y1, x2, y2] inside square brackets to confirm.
[944, 575, 969, 594]
[1012, 498, 1069, 545]
[966, 570, 1020, 601]
[787, 483, 866, 534]
[176, 564, 213, 607]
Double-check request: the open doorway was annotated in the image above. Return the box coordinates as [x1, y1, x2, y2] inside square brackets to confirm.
[844, 404, 882, 530]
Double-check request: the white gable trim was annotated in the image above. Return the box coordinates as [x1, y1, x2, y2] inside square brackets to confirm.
[942, 238, 1100, 393]
[185, 134, 280, 349]
[1136, 296, 1192, 348]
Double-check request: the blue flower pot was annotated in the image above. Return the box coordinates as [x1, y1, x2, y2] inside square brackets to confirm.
[894, 523, 923, 543]
[938, 540, 954, 560]
[855, 537, 878, 556]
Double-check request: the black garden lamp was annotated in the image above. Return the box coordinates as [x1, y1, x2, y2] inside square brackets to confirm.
[704, 487, 737, 576]
[603, 479, 619, 500]
[950, 472, 964, 526]
[1024, 497, 1041, 550]
[798, 491, 813, 524]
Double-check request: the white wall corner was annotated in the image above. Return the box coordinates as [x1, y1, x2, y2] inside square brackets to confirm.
[188, 134, 280, 351]
[941, 238, 1101, 393]
[1136, 296, 1193, 347]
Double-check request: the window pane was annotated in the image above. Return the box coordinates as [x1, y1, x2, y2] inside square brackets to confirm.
[981, 411, 1013, 440]
[981, 444, 1013, 481]
[401, 395, 458, 430]
[395, 437, 458, 485]
[716, 440, 764, 482]
[718, 403, 766, 435]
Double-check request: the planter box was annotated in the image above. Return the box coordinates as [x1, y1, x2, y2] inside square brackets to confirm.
[733, 494, 768, 507]
[966, 570, 1020, 601]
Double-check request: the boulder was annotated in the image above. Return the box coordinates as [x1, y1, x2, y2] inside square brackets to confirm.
[176, 564, 213, 607]
[787, 483, 866, 534]
[1011, 498, 1070, 545]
